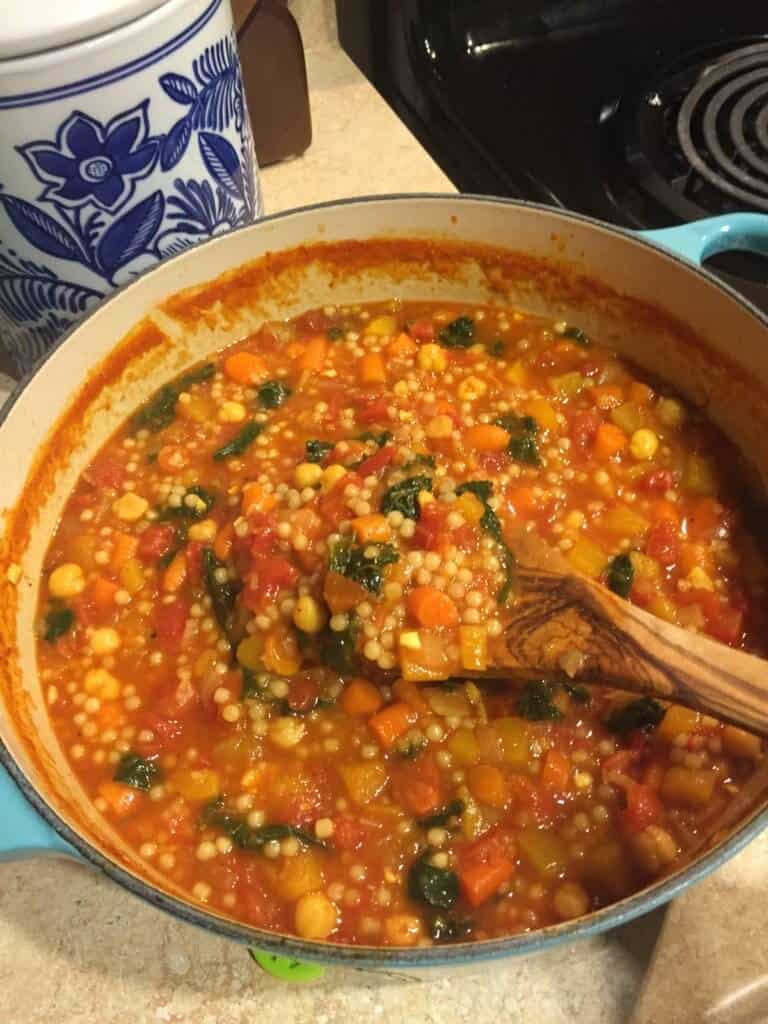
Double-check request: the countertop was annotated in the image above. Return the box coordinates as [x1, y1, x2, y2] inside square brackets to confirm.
[1, 7, 765, 1024]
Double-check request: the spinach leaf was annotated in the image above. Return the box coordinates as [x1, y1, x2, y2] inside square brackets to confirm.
[606, 553, 634, 599]
[358, 430, 393, 447]
[381, 475, 433, 520]
[305, 439, 334, 464]
[178, 362, 216, 389]
[563, 682, 591, 704]
[114, 752, 161, 791]
[417, 799, 465, 830]
[516, 680, 564, 721]
[203, 800, 328, 851]
[405, 453, 437, 470]
[605, 697, 665, 735]
[496, 413, 541, 466]
[258, 380, 292, 409]
[394, 735, 427, 760]
[408, 852, 459, 909]
[455, 480, 516, 603]
[326, 326, 344, 341]
[241, 666, 260, 699]
[132, 385, 178, 433]
[430, 914, 474, 943]
[202, 547, 241, 641]
[320, 617, 359, 674]
[132, 363, 215, 433]
[562, 325, 590, 347]
[328, 540, 399, 594]
[162, 485, 216, 520]
[213, 421, 262, 461]
[487, 338, 506, 357]
[43, 606, 74, 643]
[438, 315, 475, 349]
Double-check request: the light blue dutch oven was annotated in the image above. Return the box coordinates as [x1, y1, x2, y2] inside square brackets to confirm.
[1, 196, 768, 981]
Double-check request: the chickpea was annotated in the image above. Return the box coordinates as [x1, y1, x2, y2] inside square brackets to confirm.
[553, 882, 590, 921]
[384, 914, 423, 946]
[48, 562, 85, 599]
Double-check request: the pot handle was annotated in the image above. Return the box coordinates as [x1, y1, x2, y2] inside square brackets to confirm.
[0, 761, 76, 860]
[640, 213, 768, 265]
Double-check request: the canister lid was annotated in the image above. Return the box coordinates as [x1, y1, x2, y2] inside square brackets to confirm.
[0, 0, 170, 61]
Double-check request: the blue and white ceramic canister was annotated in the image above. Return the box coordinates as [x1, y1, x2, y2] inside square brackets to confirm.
[0, 0, 261, 376]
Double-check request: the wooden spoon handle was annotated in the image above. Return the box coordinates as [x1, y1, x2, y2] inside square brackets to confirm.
[500, 565, 768, 735]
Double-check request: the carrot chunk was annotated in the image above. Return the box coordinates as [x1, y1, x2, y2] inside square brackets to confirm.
[297, 335, 328, 372]
[594, 422, 627, 459]
[387, 333, 418, 358]
[367, 702, 418, 749]
[464, 424, 510, 452]
[540, 749, 571, 792]
[407, 586, 460, 628]
[359, 351, 387, 384]
[109, 532, 139, 572]
[98, 782, 141, 818]
[224, 351, 268, 385]
[341, 678, 384, 716]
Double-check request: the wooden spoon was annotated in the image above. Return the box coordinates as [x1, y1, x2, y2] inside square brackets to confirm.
[482, 528, 768, 735]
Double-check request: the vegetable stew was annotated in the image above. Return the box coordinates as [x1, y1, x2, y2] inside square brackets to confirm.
[37, 300, 767, 946]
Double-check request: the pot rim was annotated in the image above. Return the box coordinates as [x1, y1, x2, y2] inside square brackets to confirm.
[3, 191, 768, 968]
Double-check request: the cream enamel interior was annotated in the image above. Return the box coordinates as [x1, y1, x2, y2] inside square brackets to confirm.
[2, 195, 768, 935]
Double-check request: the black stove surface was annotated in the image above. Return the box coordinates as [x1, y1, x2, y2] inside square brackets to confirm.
[337, 0, 768, 309]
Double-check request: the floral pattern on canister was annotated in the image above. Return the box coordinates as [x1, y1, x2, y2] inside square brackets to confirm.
[0, 35, 260, 375]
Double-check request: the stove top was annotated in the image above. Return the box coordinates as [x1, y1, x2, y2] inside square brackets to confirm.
[337, 0, 768, 309]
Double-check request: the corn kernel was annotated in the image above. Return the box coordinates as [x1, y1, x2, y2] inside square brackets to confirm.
[293, 595, 327, 634]
[417, 490, 434, 508]
[425, 414, 454, 439]
[48, 562, 85, 598]
[456, 491, 485, 525]
[89, 628, 121, 655]
[688, 566, 714, 591]
[657, 397, 685, 428]
[399, 630, 422, 650]
[629, 428, 659, 461]
[321, 464, 348, 492]
[218, 401, 247, 424]
[269, 716, 306, 748]
[187, 518, 218, 542]
[6, 563, 21, 585]
[84, 668, 121, 701]
[295, 891, 339, 940]
[295, 462, 324, 488]
[418, 344, 447, 372]
[112, 493, 149, 522]
[457, 375, 487, 401]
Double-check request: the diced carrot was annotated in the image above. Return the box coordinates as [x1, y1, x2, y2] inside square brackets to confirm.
[110, 532, 138, 572]
[214, 522, 234, 561]
[390, 753, 444, 815]
[162, 552, 187, 593]
[590, 385, 624, 410]
[262, 627, 302, 676]
[359, 351, 387, 384]
[387, 332, 418, 358]
[540, 749, 571, 792]
[341, 678, 384, 716]
[367, 702, 418, 749]
[464, 424, 510, 452]
[392, 678, 431, 713]
[157, 445, 188, 474]
[350, 514, 391, 543]
[96, 702, 126, 732]
[323, 571, 369, 614]
[553, 340, 578, 356]
[628, 381, 654, 405]
[467, 763, 510, 808]
[98, 781, 141, 818]
[407, 585, 460, 628]
[649, 499, 680, 527]
[297, 335, 328, 372]
[594, 422, 627, 459]
[524, 397, 558, 432]
[241, 482, 277, 515]
[458, 836, 515, 907]
[224, 351, 268, 385]
[678, 541, 712, 575]
[508, 486, 537, 513]
[90, 576, 119, 608]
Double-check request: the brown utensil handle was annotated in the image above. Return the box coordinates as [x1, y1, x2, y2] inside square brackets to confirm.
[500, 564, 768, 734]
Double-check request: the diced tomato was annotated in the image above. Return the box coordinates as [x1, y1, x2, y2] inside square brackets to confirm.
[506, 774, 555, 823]
[160, 798, 196, 839]
[408, 318, 435, 342]
[294, 308, 330, 336]
[185, 540, 204, 586]
[248, 513, 278, 556]
[570, 410, 601, 450]
[639, 469, 674, 494]
[319, 472, 364, 526]
[645, 519, 679, 566]
[601, 748, 641, 780]
[621, 783, 664, 833]
[155, 676, 199, 718]
[135, 714, 183, 755]
[71, 592, 101, 628]
[154, 598, 189, 650]
[356, 444, 396, 477]
[244, 555, 299, 607]
[356, 395, 390, 425]
[687, 497, 730, 542]
[286, 674, 320, 712]
[333, 815, 382, 852]
[83, 457, 125, 490]
[697, 592, 744, 646]
[457, 829, 516, 907]
[451, 524, 477, 552]
[390, 753, 444, 817]
[137, 523, 176, 562]
[237, 862, 286, 929]
[412, 502, 444, 550]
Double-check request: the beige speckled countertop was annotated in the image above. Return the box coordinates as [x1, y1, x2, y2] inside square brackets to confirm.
[2, 5, 766, 1023]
